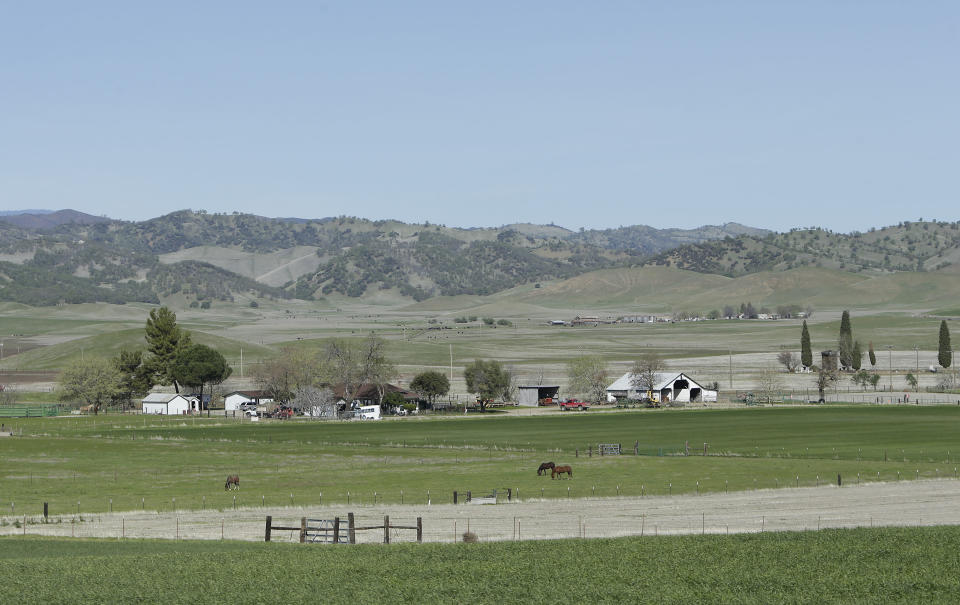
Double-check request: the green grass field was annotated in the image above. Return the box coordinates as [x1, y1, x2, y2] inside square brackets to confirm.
[2, 407, 959, 516]
[2, 526, 959, 603]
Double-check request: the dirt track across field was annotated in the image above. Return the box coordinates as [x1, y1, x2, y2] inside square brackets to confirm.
[5, 480, 960, 544]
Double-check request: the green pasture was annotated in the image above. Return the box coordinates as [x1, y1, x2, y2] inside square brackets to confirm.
[2, 407, 960, 515]
[2, 526, 960, 604]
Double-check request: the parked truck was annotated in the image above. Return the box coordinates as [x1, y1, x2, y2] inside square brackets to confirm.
[557, 399, 590, 411]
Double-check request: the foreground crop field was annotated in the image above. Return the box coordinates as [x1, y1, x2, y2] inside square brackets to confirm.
[2, 527, 960, 604]
[1, 407, 959, 516]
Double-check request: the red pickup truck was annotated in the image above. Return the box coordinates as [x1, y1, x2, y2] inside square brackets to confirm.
[558, 399, 590, 411]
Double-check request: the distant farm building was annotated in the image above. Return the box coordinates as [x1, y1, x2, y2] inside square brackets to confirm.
[605, 372, 717, 404]
[572, 315, 603, 326]
[331, 383, 418, 406]
[142, 393, 191, 415]
[516, 385, 561, 406]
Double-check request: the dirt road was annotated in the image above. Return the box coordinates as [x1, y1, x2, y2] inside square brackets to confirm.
[5, 479, 959, 544]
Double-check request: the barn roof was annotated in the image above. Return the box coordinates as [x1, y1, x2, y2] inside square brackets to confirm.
[606, 372, 705, 392]
[142, 392, 184, 404]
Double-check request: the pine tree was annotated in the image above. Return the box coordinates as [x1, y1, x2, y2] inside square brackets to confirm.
[868, 341, 877, 367]
[838, 310, 854, 369]
[800, 321, 813, 368]
[144, 307, 192, 392]
[939, 320, 952, 369]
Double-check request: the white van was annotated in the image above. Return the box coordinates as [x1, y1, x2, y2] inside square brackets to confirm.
[357, 405, 381, 420]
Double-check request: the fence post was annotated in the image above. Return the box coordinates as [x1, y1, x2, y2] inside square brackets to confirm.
[265, 515, 272, 542]
[299, 517, 307, 543]
[453, 491, 458, 504]
[333, 517, 341, 543]
[384, 515, 390, 544]
[348, 512, 356, 544]
[417, 517, 423, 542]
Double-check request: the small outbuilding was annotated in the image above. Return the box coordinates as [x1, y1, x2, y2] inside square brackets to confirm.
[142, 393, 191, 415]
[516, 385, 561, 406]
[224, 390, 274, 411]
[606, 372, 717, 404]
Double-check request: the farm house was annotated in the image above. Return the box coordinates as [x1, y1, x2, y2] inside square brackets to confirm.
[605, 372, 717, 404]
[224, 390, 274, 411]
[141, 393, 191, 415]
[516, 385, 561, 406]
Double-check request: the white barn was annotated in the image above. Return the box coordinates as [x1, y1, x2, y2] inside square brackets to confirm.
[606, 372, 717, 404]
[224, 390, 274, 411]
[142, 393, 191, 415]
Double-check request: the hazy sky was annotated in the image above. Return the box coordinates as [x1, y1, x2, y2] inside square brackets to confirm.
[2, 2, 957, 232]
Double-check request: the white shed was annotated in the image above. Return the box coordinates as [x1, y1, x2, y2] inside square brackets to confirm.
[606, 372, 717, 404]
[142, 393, 191, 415]
[224, 390, 274, 411]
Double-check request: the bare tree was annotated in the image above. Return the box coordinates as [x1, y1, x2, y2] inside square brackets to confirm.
[253, 347, 322, 403]
[630, 352, 666, 399]
[0, 384, 17, 406]
[293, 385, 337, 418]
[359, 335, 397, 405]
[566, 355, 609, 404]
[756, 365, 782, 404]
[776, 351, 800, 373]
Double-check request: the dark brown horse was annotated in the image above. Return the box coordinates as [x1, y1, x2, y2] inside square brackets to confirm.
[537, 462, 556, 476]
[224, 475, 240, 491]
[551, 466, 572, 479]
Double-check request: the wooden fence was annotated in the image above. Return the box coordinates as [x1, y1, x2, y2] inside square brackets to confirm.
[264, 513, 422, 544]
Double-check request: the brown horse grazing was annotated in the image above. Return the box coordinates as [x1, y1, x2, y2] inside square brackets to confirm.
[224, 475, 240, 491]
[551, 466, 572, 479]
[537, 462, 556, 476]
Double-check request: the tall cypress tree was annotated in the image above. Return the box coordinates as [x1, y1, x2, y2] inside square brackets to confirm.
[801, 320, 813, 368]
[838, 310, 853, 369]
[868, 341, 877, 367]
[852, 341, 862, 371]
[939, 320, 952, 369]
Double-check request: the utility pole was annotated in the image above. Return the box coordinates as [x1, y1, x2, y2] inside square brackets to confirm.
[886, 345, 893, 390]
[729, 349, 733, 390]
[449, 344, 453, 383]
[914, 345, 919, 373]
[240, 348, 243, 378]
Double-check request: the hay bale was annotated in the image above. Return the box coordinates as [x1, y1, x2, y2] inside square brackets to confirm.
[462, 531, 478, 543]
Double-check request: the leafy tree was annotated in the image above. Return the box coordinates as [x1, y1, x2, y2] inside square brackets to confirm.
[410, 371, 450, 404]
[381, 391, 406, 409]
[57, 357, 123, 415]
[170, 344, 232, 414]
[566, 355, 609, 404]
[905, 373, 918, 390]
[756, 365, 782, 404]
[463, 359, 512, 411]
[838, 310, 854, 369]
[939, 320, 952, 369]
[868, 341, 877, 367]
[112, 349, 153, 409]
[144, 307, 192, 392]
[630, 351, 666, 398]
[800, 321, 813, 368]
[814, 364, 838, 403]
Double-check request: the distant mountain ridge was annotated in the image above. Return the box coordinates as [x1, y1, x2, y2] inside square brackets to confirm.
[1, 208, 954, 308]
[0, 209, 110, 230]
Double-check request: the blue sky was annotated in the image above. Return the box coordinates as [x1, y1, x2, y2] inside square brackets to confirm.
[1, 2, 957, 232]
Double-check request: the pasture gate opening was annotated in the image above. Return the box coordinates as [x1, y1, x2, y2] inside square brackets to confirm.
[598, 443, 621, 456]
[264, 513, 422, 544]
